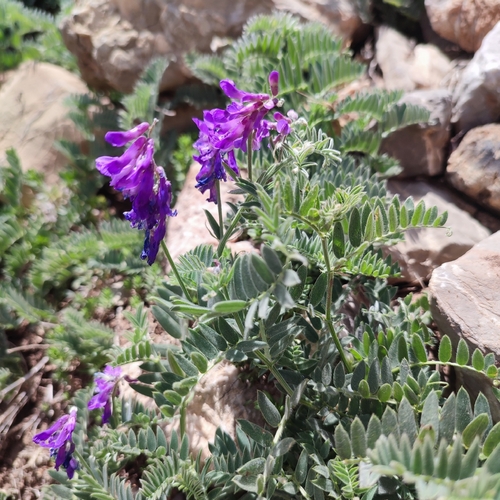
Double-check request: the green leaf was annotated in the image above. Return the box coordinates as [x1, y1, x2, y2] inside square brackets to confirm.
[358, 379, 370, 398]
[438, 335, 452, 363]
[334, 424, 352, 459]
[440, 393, 456, 445]
[462, 413, 489, 448]
[211, 300, 248, 314]
[456, 387, 473, 434]
[272, 437, 296, 457]
[237, 340, 267, 352]
[420, 391, 439, 444]
[351, 417, 367, 457]
[151, 305, 182, 339]
[456, 338, 469, 366]
[398, 397, 417, 443]
[310, 273, 328, 307]
[446, 434, 462, 480]
[351, 360, 366, 391]
[233, 474, 259, 493]
[333, 362, 345, 389]
[190, 352, 208, 373]
[237, 420, 273, 446]
[332, 221, 345, 258]
[471, 348, 485, 371]
[295, 449, 309, 484]
[411, 335, 427, 363]
[377, 383, 392, 403]
[257, 390, 281, 427]
[367, 415, 382, 449]
[238, 457, 266, 475]
[204, 209, 221, 239]
[261, 245, 283, 275]
[460, 438, 480, 479]
[483, 421, 500, 457]
[349, 207, 362, 247]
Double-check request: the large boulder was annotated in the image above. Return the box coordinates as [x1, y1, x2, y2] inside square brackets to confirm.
[429, 231, 500, 420]
[424, 0, 500, 53]
[380, 89, 452, 178]
[386, 179, 490, 283]
[451, 21, 500, 134]
[60, 0, 364, 93]
[446, 124, 500, 213]
[375, 27, 452, 91]
[0, 62, 88, 185]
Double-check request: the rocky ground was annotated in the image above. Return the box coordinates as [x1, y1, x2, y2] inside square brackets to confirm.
[3, 0, 500, 497]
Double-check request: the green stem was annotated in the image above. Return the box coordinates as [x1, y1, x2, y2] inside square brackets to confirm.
[247, 134, 253, 181]
[255, 351, 294, 397]
[216, 180, 224, 243]
[217, 207, 243, 257]
[321, 237, 352, 373]
[160, 240, 190, 299]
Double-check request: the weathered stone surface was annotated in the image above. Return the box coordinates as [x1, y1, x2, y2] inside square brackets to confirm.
[0, 61, 88, 185]
[375, 27, 452, 91]
[424, 0, 500, 53]
[386, 180, 490, 283]
[429, 231, 500, 420]
[447, 124, 500, 213]
[60, 0, 364, 93]
[166, 163, 253, 261]
[380, 89, 452, 178]
[451, 22, 500, 133]
[164, 361, 265, 460]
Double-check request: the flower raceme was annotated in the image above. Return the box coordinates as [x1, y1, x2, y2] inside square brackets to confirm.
[88, 365, 122, 424]
[95, 122, 177, 265]
[33, 407, 79, 479]
[193, 70, 295, 203]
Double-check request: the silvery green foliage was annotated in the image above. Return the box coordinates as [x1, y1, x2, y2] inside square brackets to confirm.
[47, 13, 500, 500]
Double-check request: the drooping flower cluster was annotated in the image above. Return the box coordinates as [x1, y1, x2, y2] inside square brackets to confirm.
[33, 365, 123, 479]
[87, 365, 122, 424]
[193, 70, 296, 203]
[33, 407, 79, 479]
[96, 122, 177, 264]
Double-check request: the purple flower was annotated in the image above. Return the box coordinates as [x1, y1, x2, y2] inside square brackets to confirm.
[33, 407, 79, 479]
[95, 122, 177, 264]
[193, 71, 294, 203]
[88, 365, 122, 424]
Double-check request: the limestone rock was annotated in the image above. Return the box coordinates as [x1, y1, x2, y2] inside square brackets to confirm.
[380, 89, 452, 177]
[429, 231, 500, 420]
[0, 62, 88, 185]
[446, 124, 500, 213]
[60, 0, 364, 94]
[424, 0, 500, 53]
[166, 163, 253, 261]
[452, 21, 500, 133]
[375, 27, 452, 91]
[386, 180, 490, 283]
[164, 361, 265, 460]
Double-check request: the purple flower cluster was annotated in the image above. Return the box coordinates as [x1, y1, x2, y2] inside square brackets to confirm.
[33, 407, 79, 479]
[193, 70, 295, 203]
[88, 365, 122, 424]
[33, 365, 122, 479]
[96, 122, 177, 264]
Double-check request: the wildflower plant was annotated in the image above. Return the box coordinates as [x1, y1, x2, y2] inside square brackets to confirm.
[35, 13, 500, 500]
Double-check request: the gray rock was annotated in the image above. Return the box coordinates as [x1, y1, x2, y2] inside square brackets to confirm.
[386, 179, 490, 284]
[375, 27, 452, 92]
[0, 61, 88, 185]
[380, 89, 452, 178]
[452, 21, 500, 133]
[425, 0, 500, 53]
[60, 0, 364, 94]
[446, 124, 500, 213]
[429, 231, 500, 421]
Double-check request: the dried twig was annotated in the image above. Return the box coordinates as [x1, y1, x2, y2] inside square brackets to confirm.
[7, 344, 49, 354]
[0, 356, 49, 401]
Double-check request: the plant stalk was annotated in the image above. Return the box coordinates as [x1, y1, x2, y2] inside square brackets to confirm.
[216, 179, 224, 242]
[247, 134, 253, 181]
[161, 240, 190, 299]
[321, 237, 352, 372]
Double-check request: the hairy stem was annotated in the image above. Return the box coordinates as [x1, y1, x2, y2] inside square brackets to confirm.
[321, 237, 352, 373]
[216, 179, 224, 242]
[161, 240, 190, 299]
[247, 134, 253, 181]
